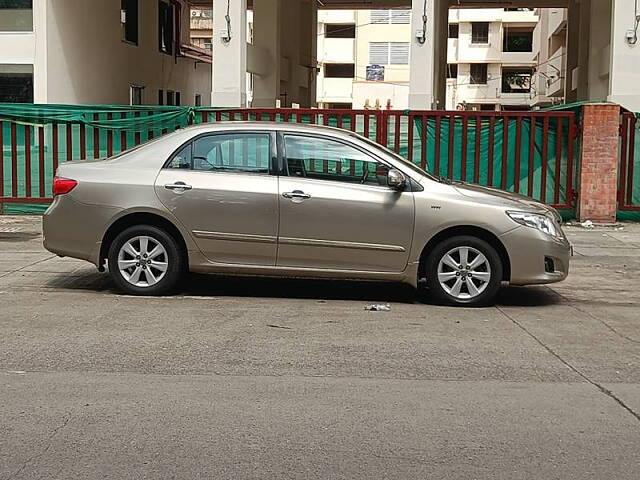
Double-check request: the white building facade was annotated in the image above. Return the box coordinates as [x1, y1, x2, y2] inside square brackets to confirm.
[317, 7, 543, 111]
[0, 0, 211, 105]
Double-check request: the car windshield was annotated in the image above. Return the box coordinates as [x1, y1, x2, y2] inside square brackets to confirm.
[355, 134, 445, 183]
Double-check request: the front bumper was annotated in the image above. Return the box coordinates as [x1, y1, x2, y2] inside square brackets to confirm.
[499, 226, 571, 285]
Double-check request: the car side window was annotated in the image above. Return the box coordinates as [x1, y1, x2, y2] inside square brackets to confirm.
[284, 135, 390, 187]
[167, 133, 271, 174]
[166, 143, 192, 169]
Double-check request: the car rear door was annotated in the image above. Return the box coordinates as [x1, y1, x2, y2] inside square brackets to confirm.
[276, 133, 414, 272]
[155, 131, 278, 266]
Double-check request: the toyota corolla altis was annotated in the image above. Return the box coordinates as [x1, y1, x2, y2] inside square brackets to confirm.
[43, 122, 570, 306]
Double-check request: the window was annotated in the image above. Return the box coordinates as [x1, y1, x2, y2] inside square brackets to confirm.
[284, 135, 391, 187]
[175, 91, 181, 106]
[390, 42, 409, 64]
[369, 42, 409, 65]
[502, 68, 532, 93]
[0, 64, 33, 102]
[371, 9, 410, 24]
[447, 64, 458, 79]
[324, 63, 355, 78]
[166, 143, 192, 169]
[470, 64, 488, 84]
[369, 42, 389, 65]
[390, 10, 410, 24]
[370, 10, 390, 24]
[471, 22, 489, 44]
[130, 85, 144, 105]
[203, 37, 212, 50]
[158, 89, 164, 105]
[327, 103, 353, 110]
[0, 0, 32, 32]
[158, 0, 174, 55]
[503, 26, 533, 52]
[166, 90, 175, 106]
[121, 0, 138, 44]
[448, 24, 459, 39]
[325, 24, 356, 39]
[169, 133, 271, 174]
[195, 94, 202, 106]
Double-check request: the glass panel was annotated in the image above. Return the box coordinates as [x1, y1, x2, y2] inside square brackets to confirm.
[284, 135, 390, 187]
[0, 64, 33, 102]
[192, 133, 270, 174]
[0, 0, 33, 32]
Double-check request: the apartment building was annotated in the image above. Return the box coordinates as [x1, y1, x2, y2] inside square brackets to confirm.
[0, 0, 211, 105]
[530, 8, 568, 107]
[317, 7, 557, 111]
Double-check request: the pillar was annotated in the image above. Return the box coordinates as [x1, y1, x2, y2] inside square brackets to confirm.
[252, 0, 317, 108]
[212, 0, 247, 107]
[409, 0, 446, 109]
[607, 0, 640, 111]
[251, 0, 280, 107]
[577, 104, 620, 223]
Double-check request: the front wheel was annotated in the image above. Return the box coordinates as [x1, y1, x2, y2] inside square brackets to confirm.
[424, 236, 503, 307]
[108, 225, 184, 296]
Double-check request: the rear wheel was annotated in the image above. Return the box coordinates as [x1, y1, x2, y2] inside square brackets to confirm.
[108, 225, 183, 296]
[424, 236, 502, 307]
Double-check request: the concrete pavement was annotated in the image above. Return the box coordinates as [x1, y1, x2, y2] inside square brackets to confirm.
[0, 216, 639, 479]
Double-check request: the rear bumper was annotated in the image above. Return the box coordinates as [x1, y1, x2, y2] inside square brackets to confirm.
[43, 195, 121, 266]
[499, 226, 571, 285]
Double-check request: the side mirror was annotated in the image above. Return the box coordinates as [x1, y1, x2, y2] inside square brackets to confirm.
[387, 169, 407, 190]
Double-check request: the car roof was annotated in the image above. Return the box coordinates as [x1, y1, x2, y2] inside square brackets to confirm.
[178, 121, 360, 139]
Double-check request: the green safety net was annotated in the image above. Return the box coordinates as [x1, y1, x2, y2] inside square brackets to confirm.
[0, 103, 583, 220]
[411, 115, 577, 220]
[617, 113, 640, 221]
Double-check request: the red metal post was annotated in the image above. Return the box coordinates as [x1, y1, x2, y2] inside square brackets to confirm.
[488, 117, 495, 186]
[24, 125, 31, 198]
[514, 117, 522, 194]
[541, 117, 549, 203]
[528, 117, 536, 197]
[38, 127, 45, 198]
[473, 115, 481, 184]
[10, 122, 17, 197]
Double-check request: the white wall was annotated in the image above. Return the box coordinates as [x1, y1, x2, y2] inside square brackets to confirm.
[44, 0, 210, 105]
[0, 0, 211, 105]
[608, 0, 640, 111]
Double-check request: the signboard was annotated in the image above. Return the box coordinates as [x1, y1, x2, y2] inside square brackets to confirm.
[366, 65, 385, 81]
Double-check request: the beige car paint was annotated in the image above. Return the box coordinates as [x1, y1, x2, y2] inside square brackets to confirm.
[43, 122, 570, 289]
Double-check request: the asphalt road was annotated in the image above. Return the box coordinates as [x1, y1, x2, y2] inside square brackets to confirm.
[1, 216, 639, 479]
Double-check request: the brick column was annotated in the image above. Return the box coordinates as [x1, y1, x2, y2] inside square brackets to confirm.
[577, 103, 620, 223]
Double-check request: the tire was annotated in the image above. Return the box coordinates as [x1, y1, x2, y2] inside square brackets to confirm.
[108, 225, 184, 296]
[424, 235, 503, 307]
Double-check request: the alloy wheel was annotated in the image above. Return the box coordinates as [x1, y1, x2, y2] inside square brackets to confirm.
[117, 236, 169, 288]
[437, 246, 491, 300]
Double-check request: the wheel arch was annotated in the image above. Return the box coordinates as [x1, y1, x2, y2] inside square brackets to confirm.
[99, 211, 189, 272]
[418, 225, 511, 282]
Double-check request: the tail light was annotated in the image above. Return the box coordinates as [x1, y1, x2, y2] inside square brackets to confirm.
[52, 176, 78, 196]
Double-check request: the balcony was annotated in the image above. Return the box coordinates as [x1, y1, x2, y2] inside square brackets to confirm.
[447, 38, 459, 63]
[318, 38, 355, 64]
[548, 8, 567, 36]
[318, 77, 353, 103]
[501, 51, 535, 65]
[546, 46, 565, 97]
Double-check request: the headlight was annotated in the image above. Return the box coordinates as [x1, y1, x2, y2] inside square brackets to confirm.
[506, 211, 560, 237]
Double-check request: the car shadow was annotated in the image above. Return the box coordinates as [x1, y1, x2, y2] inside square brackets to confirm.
[45, 271, 561, 307]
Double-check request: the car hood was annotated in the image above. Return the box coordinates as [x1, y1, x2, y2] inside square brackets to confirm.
[452, 181, 553, 215]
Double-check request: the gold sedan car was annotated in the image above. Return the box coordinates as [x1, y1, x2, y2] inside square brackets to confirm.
[43, 122, 570, 306]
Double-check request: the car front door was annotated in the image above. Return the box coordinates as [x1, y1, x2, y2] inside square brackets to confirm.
[276, 133, 415, 272]
[155, 131, 278, 266]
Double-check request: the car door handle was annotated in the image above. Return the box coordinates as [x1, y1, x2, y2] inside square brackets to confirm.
[282, 190, 311, 199]
[164, 182, 192, 191]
